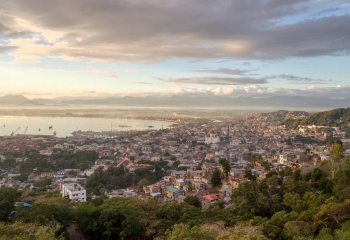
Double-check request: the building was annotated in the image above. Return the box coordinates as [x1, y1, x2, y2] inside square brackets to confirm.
[61, 183, 86, 202]
[205, 132, 220, 144]
[201, 194, 219, 210]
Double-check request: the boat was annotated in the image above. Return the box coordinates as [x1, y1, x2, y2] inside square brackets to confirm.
[148, 125, 154, 128]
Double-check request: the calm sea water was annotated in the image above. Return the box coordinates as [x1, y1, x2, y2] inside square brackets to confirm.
[0, 116, 171, 137]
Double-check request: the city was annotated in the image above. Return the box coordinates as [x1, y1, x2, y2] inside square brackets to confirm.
[1, 0, 350, 239]
[1, 108, 350, 238]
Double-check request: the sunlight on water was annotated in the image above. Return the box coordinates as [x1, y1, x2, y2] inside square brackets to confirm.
[0, 116, 171, 137]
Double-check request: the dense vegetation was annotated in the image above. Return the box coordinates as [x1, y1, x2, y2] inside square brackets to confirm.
[85, 160, 169, 196]
[0, 150, 98, 173]
[282, 108, 350, 133]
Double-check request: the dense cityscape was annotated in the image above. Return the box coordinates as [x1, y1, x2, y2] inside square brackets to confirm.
[1, 109, 350, 239]
[2, 0, 350, 239]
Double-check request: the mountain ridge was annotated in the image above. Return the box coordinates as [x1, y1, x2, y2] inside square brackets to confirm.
[0, 94, 349, 109]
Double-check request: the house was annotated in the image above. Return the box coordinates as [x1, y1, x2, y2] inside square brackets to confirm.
[175, 179, 186, 189]
[166, 186, 184, 200]
[61, 183, 86, 202]
[201, 194, 219, 210]
[40, 172, 54, 178]
[191, 181, 206, 190]
[219, 188, 232, 199]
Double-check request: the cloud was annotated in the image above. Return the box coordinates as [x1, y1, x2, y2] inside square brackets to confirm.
[123, 69, 144, 73]
[6, 84, 350, 100]
[192, 68, 255, 75]
[0, 12, 32, 38]
[165, 76, 267, 85]
[168, 84, 350, 99]
[1, 0, 350, 63]
[30, 68, 117, 78]
[132, 81, 153, 84]
[89, 69, 117, 78]
[0, 45, 17, 53]
[268, 74, 333, 84]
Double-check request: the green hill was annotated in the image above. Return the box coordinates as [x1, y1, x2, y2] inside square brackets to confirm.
[282, 108, 350, 131]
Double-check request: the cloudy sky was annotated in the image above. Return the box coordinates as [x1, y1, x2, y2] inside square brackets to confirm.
[0, 0, 350, 99]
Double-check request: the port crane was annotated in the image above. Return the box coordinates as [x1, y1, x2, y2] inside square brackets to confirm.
[11, 127, 20, 136]
[23, 126, 28, 135]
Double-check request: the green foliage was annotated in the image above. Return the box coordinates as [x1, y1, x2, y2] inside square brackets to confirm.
[332, 142, 345, 161]
[0, 187, 21, 222]
[231, 181, 259, 217]
[137, 178, 151, 192]
[75, 198, 204, 239]
[251, 154, 263, 163]
[184, 196, 201, 208]
[282, 108, 350, 132]
[294, 134, 321, 144]
[28, 197, 73, 228]
[12, 174, 29, 182]
[212, 169, 222, 188]
[0, 221, 64, 240]
[156, 202, 203, 229]
[219, 158, 231, 176]
[244, 167, 257, 181]
[314, 200, 350, 229]
[166, 223, 216, 240]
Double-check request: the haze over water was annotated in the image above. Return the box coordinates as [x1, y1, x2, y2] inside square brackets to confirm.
[0, 116, 171, 138]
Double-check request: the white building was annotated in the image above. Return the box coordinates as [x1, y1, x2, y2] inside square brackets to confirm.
[61, 183, 86, 202]
[205, 132, 220, 144]
[279, 154, 288, 164]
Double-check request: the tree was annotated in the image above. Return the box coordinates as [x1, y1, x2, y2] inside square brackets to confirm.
[0, 222, 64, 240]
[0, 187, 21, 222]
[211, 170, 222, 188]
[244, 167, 257, 181]
[28, 197, 73, 228]
[314, 200, 350, 229]
[137, 178, 150, 192]
[167, 223, 216, 240]
[231, 181, 260, 217]
[332, 142, 345, 162]
[219, 158, 231, 177]
[261, 161, 271, 171]
[251, 154, 262, 164]
[184, 196, 201, 208]
[283, 221, 316, 239]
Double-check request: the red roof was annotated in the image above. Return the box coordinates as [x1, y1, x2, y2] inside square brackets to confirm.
[120, 160, 130, 166]
[202, 194, 218, 201]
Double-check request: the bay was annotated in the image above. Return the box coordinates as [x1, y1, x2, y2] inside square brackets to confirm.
[0, 116, 171, 137]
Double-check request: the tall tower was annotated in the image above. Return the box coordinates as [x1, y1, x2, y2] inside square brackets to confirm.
[227, 125, 230, 161]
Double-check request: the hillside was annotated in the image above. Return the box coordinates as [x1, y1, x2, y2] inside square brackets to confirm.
[251, 110, 310, 122]
[282, 107, 350, 130]
[0, 95, 30, 104]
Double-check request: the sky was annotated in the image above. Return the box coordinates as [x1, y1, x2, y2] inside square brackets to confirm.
[0, 0, 350, 99]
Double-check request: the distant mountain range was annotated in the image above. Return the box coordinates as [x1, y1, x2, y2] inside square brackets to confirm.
[0, 95, 58, 106]
[0, 94, 349, 109]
